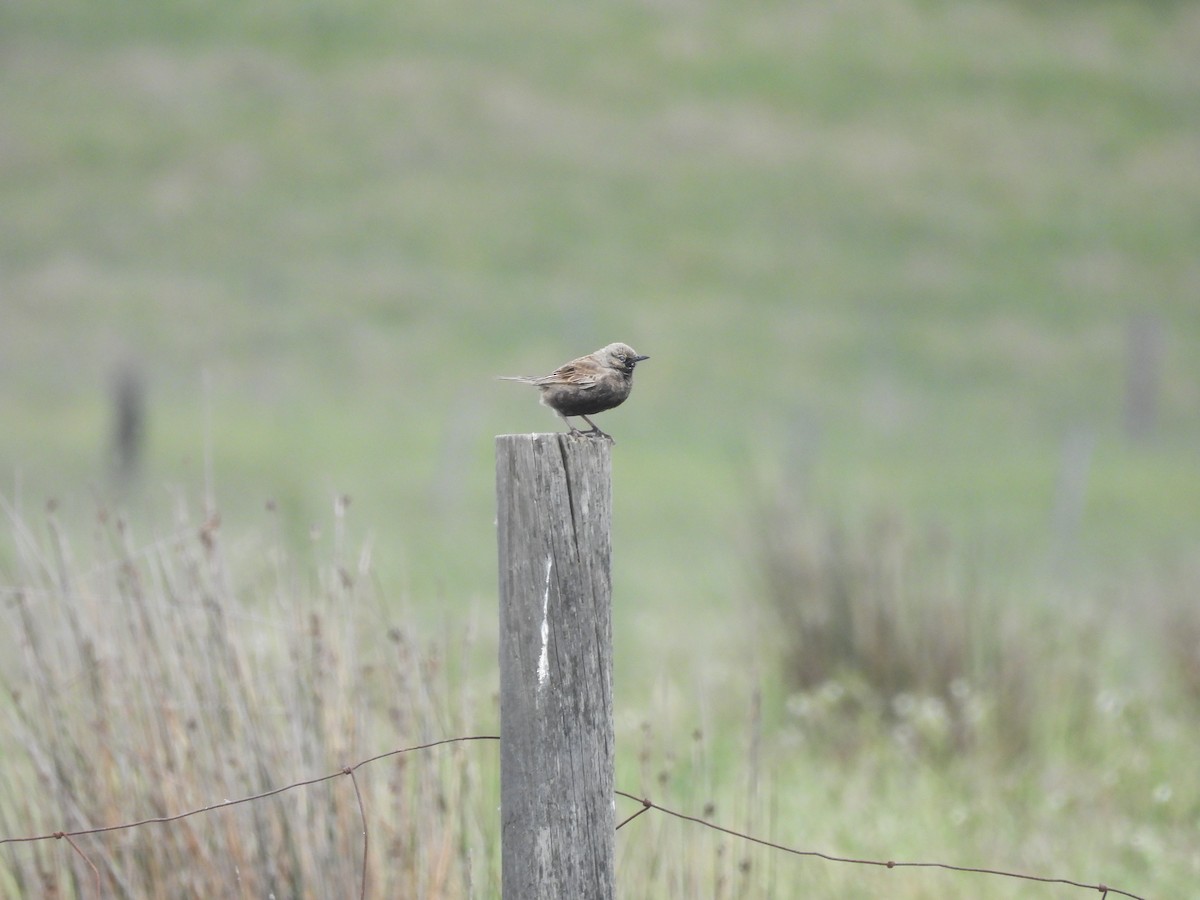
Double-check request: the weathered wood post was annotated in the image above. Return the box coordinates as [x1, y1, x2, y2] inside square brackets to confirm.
[496, 433, 614, 899]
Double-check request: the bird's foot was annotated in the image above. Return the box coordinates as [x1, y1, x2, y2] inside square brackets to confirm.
[584, 427, 614, 442]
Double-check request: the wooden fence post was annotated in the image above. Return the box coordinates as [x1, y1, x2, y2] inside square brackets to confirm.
[496, 433, 615, 899]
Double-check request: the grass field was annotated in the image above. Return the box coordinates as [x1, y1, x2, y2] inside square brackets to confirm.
[2, 0, 1199, 895]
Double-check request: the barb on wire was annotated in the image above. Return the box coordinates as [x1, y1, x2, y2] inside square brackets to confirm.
[343, 766, 369, 900]
[615, 802, 653, 831]
[55, 831, 100, 895]
[615, 790, 1143, 900]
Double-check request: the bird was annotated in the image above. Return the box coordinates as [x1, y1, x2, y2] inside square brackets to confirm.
[498, 342, 650, 440]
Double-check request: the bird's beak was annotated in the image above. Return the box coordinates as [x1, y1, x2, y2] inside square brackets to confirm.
[635, 355, 650, 362]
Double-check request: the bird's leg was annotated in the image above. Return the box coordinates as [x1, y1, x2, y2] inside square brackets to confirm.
[556, 412, 584, 436]
[579, 415, 614, 442]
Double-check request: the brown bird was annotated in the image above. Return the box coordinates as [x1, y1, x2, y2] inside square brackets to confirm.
[499, 342, 650, 440]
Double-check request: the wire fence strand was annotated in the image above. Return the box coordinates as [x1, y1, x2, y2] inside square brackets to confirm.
[0, 735, 1150, 900]
[615, 789, 1144, 900]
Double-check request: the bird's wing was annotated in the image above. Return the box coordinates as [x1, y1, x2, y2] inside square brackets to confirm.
[535, 361, 601, 389]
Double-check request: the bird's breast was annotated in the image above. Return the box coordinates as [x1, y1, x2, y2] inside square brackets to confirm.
[540, 377, 631, 416]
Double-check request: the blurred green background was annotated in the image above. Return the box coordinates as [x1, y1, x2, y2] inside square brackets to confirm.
[4, 0, 1196, 598]
[2, 0, 1199, 890]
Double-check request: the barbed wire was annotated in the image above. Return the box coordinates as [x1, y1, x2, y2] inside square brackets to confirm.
[0, 735, 501, 900]
[0, 735, 1149, 900]
[615, 789, 1145, 899]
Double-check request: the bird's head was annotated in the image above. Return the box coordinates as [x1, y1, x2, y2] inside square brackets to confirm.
[602, 343, 650, 374]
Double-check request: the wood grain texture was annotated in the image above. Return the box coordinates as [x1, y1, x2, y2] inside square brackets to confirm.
[496, 433, 614, 899]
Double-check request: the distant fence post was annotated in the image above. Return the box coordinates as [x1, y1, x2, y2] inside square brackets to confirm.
[496, 433, 614, 899]
[1124, 312, 1164, 441]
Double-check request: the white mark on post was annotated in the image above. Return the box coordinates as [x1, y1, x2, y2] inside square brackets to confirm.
[537, 554, 552, 688]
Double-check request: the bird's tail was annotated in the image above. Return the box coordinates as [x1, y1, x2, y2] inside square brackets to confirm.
[496, 375, 538, 383]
